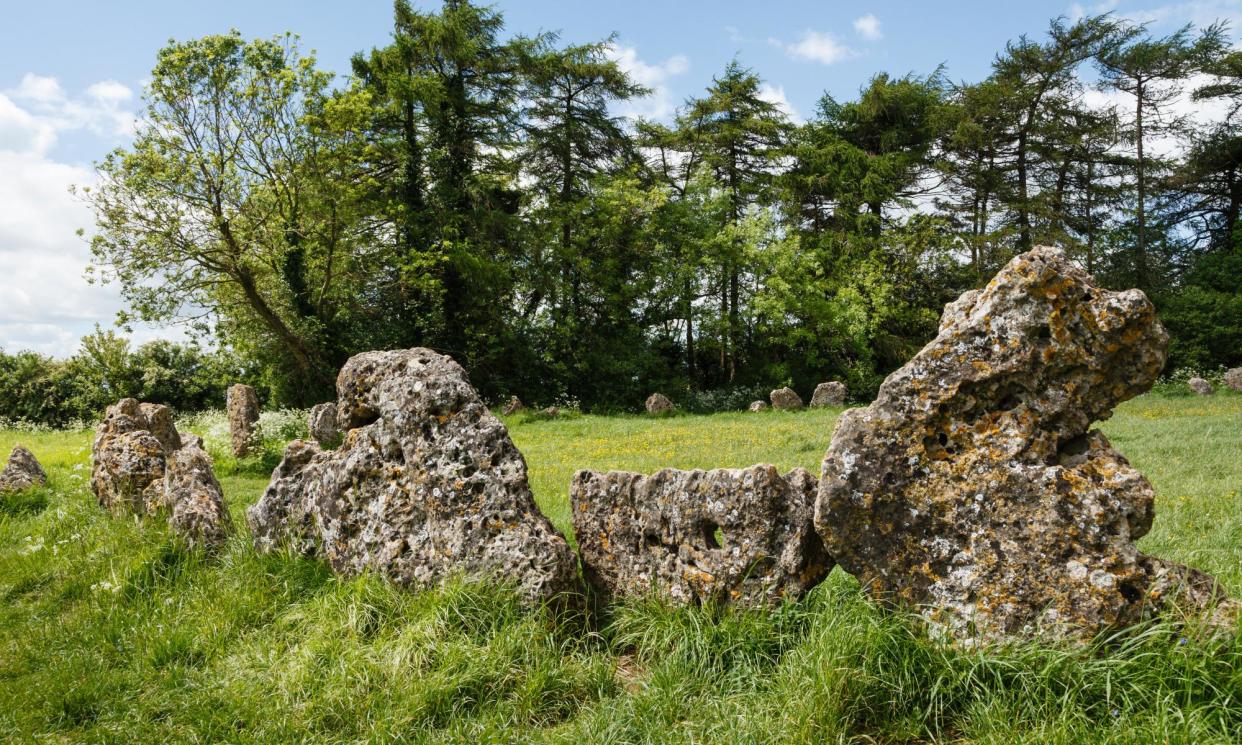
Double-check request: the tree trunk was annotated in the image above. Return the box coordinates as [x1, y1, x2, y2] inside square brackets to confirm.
[1135, 81, 1148, 290]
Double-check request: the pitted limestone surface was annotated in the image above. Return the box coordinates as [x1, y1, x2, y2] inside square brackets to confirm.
[91, 398, 181, 514]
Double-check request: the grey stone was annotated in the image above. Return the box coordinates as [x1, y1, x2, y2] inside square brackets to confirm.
[164, 439, 232, 550]
[1225, 367, 1242, 392]
[770, 387, 803, 410]
[815, 247, 1229, 643]
[248, 348, 580, 605]
[810, 381, 846, 408]
[91, 399, 181, 514]
[1188, 377, 1214, 396]
[227, 384, 260, 456]
[0, 446, 46, 493]
[307, 403, 340, 448]
[571, 466, 831, 606]
[502, 395, 525, 416]
[748, 400, 769, 412]
[645, 393, 675, 415]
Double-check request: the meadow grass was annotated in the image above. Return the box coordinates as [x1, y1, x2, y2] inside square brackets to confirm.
[0, 394, 1239, 743]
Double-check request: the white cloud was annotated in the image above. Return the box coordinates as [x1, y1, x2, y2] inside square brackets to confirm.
[1082, 72, 1233, 159]
[770, 30, 858, 65]
[758, 83, 802, 123]
[605, 43, 691, 121]
[853, 14, 883, 41]
[0, 75, 178, 357]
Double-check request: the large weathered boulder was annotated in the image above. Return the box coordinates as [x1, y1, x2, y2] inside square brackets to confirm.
[1225, 367, 1242, 392]
[645, 393, 675, 415]
[307, 403, 340, 448]
[573, 469, 834, 608]
[248, 348, 580, 605]
[1188, 377, 1214, 396]
[164, 439, 232, 550]
[0, 446, 46, 493]
[91, 399, 181, 514]
[748, 400, 769, 412]
[770, 387, 803, 411]
[815, 247, 1228, 643]
[810, 381, 846, 408]
[226, 383, 261, 456]
[572, 466, 830, 607]
[502, 395, 525, 416]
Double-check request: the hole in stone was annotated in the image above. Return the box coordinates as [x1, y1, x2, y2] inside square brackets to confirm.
[1058, 434, 1091, 458]
[1118, 581, 1142, 603]
[702, 521, 723, 550]
[348, 407, 380, 429]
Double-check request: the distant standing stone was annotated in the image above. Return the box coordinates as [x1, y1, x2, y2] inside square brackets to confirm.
[1225, 367, 1242, 392]
[645, 393, 674, 415]
[1189, 377, 1214, 395]
[809, 381, 846, 408]
[307, 402, 340, 448]
[540, 406, 560, 418]
[770, 387, 803, 410]
[502, 395, 525, 416]
[748, 400, 769, 412]
[572, 465, 831, 606]
[227, 384, 261, 456]
[0, 445, 46, 493]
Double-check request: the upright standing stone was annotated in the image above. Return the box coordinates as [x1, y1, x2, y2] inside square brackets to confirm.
[0, 446, 46, 493]
[307, 403, 340, 448]
[227, 384, 261, 457]
[248, 348, 580, 605]
[748, 400, 769, 412]
[645, 393, 675, 415]
[164, 439, 232, 550]
[502, 395, 525, 416]
[1224, 367, 1242, 392]
[815, 247, 1229, 643]
[770, 387, 804, 410]
[572, 466, 831, 606]
[810, 382, 846, 408]
[92, 399, 181, 514]
[1188, 377, 1214, 396]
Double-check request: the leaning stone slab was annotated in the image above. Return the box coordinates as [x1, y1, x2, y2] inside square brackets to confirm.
[164, 439, 232, 550]
[0, 446, 46, 493]
[770, 387, 803, 410]
[91, 399, 181, 514]
[571, 465, 831, 607]
[502, 395, 525, 416]
[810, 381, 846, 408]
[815, 247, 1229, 643]
[227, 383, 260, 456]
[248, 348, 580, 605]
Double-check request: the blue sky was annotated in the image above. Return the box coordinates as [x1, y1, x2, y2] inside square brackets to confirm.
[2, 0, 1239, 356]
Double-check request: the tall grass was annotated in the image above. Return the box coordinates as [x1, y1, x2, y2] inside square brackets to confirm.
[0, 393, 1239, 742]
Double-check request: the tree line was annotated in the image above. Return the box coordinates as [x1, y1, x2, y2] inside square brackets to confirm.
[74, 1, 1242, 412]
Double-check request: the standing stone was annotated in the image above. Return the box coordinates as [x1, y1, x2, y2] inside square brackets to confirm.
[1188, 377, 1214, 396]
[810, 381, 847, 408]
[645, 393, 675, 415]
[540, 406, 560, 419]
[748, 400, 769, 412]
[164, 439, 232, 550]
[91, 399, 181, 514]
[226, 384, 261, 457]
[0, 446, 46, 493]
[248, 348, 580, 605]
[572, 466, 831, 607]
[307, 403, 341, 448]
[502, 395, 525, 416]
[770, 387, 804, 410]
[815, 247, 1229, 643]
[1225, 367, 1242, 392]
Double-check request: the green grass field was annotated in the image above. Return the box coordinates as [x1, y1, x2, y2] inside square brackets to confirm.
[1, 394, 1240, 743]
